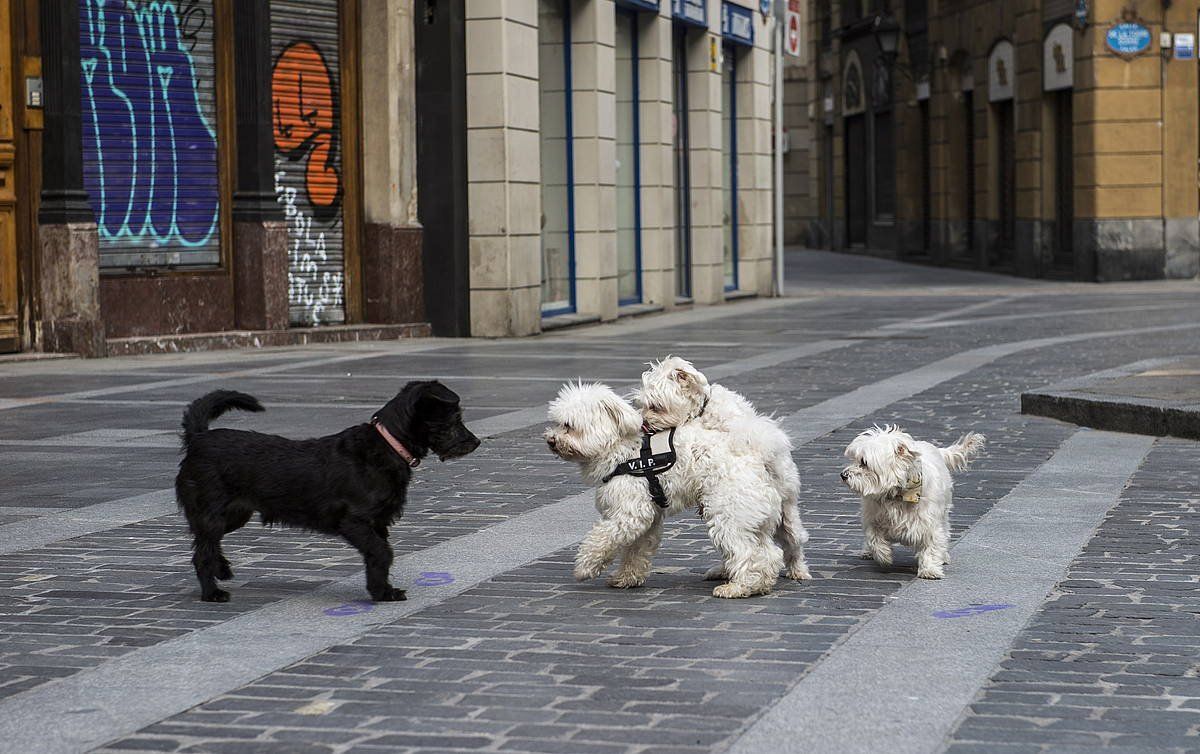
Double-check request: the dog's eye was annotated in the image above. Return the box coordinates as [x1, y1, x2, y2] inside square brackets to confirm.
[860, 460, 868, 468]
[563, 423, 572, 432]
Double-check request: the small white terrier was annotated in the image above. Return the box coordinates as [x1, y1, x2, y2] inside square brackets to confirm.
[545, 382, 808, 598]
[841, 425, 984, 579]
[635, 356, 809, 583]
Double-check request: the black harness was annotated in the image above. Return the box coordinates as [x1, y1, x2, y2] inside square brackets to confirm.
[602, 427, 678, 508]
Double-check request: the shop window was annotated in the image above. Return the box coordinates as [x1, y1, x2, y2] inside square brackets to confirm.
[539, 0, 575, 315]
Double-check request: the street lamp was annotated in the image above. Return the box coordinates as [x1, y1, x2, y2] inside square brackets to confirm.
[872, 12, 902, 65]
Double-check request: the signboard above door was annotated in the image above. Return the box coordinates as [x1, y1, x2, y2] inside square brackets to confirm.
[672, 0, 707, 27]
[722, 2, 755, 46]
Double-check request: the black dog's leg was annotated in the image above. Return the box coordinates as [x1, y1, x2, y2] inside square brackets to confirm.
[217, 507, 254, 580]
[191, 528, 230, 602]
[341, 519, 405, 602]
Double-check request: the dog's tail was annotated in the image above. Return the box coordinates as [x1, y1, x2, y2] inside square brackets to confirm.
[939, 432, 986, 472]
[182, 390, 264, 446]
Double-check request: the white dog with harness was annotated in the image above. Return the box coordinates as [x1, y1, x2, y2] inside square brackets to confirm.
[545, 381, 810, 598]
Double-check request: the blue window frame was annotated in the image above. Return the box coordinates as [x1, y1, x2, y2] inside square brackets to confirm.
[616, 8, 643, 305]
[539, 0, 576, 316]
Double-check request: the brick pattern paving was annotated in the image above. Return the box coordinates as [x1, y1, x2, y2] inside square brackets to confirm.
[943, 437, 1200, 753]
[0, 285, 1198, 753]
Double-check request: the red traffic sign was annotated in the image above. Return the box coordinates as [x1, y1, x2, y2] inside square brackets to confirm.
[785, 11, 802, 57]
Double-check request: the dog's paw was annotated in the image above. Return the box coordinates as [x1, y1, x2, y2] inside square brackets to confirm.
[869, 550, 893, 568]
[608, 573, 645, 589]
[372, 587, 408, 602]
[786, 563, 812, 581]
[201, 588, 230, 603]
[917, 567, 945, 580]
[703, 563, 728, 581]
[574, 562, 603, 582]
[712, 583, 756, 599]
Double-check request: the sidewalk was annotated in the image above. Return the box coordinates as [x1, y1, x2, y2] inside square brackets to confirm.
[1022, 356, 1200, 440]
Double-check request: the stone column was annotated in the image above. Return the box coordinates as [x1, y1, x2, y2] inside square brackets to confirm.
[232, 0, 288, 331]
[637, 9, 678, 308]
[360, 0, 425, 324]
[1162, 0, 1200, 279]
[1075, 1, 1165, 281]
[37, 0, 104, 356]
[687, 4, 724, 305]
[736, 36, 775, 296]
[570, 0, 619, 321]
[465, 1, 541, 336]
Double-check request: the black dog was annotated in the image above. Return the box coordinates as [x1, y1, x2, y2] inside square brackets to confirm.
[175, 381, 480, 603]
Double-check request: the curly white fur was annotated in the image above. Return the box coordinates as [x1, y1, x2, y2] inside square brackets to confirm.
[545, 382, 808, 599]
[841, 425, 985, 579]
[635, 357, 810, 583]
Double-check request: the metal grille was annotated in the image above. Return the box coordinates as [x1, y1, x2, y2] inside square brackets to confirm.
[271, 0, 346, 326]
[79, 0, 221, 269]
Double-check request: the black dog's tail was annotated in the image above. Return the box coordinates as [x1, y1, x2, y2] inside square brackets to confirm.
[182, 390, 264, 446]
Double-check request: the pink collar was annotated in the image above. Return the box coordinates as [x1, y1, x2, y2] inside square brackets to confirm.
[373, 421, 420, 467]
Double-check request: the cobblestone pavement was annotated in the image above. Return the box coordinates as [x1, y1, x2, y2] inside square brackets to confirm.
[1, 250, 1198, 753]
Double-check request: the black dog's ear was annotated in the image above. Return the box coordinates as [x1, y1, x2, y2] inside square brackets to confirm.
[417, 382, 460, 410]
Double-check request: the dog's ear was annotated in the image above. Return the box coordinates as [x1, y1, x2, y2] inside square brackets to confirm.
[895, 443, 913, 459]
[417, 382, 460, 411]
[601, 394, 642, 437]
[672, 368, 701, 387]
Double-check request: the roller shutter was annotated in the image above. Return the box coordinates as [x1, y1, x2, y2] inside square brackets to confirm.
[79, 0, 222, 268]
[271, 0, 346, 326]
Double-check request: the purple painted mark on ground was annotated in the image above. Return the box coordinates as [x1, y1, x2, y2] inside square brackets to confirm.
[323, 600, 374, 617]
[413, 571, 455, 587]
[933, 604, 1015, 619]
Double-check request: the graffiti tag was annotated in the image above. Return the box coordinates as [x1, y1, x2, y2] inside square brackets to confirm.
[272, 41, 341, 215]
[79, 0, 220, 249]
[276, 169, 344, 325]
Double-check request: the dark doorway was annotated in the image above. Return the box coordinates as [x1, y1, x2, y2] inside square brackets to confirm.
[1052, 89, 1075, 274]
[672, 27, 691, 299]
[960, 89, 976, 262]
[415, 0, 470, 336]
[919, 99, 932, 255]
[991, 99, 1016, 268]
[845, 114, 868, 246]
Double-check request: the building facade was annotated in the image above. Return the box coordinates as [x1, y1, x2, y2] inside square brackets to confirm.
[2, 0, 788, 355]
[415, 0, 784, 337]
[3, 0, 425, 357]
[803, 0, 1200, 281]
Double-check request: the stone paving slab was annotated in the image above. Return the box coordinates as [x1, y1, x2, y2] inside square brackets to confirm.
[1022, 357, 1200, 440]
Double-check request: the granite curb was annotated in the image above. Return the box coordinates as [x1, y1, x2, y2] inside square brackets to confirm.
[1021, 356, 1200, 439]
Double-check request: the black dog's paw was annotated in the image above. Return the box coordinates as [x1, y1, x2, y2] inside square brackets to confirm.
[217, 563, 234, 580]
[201, 589, 231, 603]
[372, 587, 407, 602]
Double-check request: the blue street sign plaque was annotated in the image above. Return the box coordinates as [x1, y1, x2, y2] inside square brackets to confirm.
[1106, 22, 1152, 58]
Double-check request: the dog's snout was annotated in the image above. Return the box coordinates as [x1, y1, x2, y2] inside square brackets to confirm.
[839, 469, 850, 481]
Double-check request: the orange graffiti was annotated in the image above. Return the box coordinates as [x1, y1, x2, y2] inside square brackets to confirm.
[272, 41, 340, 210]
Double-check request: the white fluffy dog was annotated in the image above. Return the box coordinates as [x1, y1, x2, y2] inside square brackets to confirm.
[635, 356, 809, 583]
[841, 426, 985, 579]
[545, 382, 808, 598]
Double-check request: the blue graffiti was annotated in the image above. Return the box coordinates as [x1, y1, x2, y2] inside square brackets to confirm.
[933, 604, 1015, 620]
[79, 0, 219, 248]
